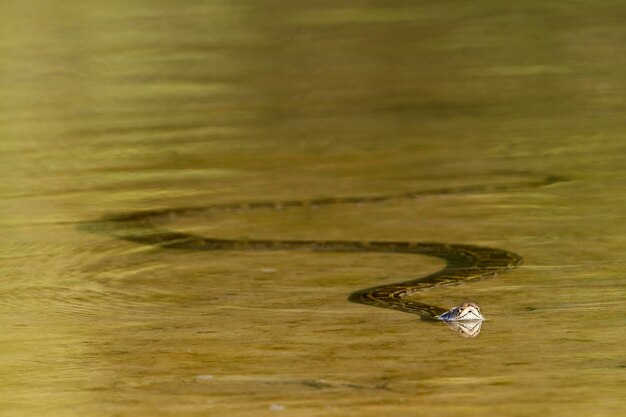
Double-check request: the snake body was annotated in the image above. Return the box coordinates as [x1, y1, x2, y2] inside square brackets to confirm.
[81, 175, 564, 325]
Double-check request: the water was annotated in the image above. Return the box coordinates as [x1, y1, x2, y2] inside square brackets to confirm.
[1, 1, 625, 416]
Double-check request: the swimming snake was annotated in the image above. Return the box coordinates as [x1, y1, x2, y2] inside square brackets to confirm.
[81, 175, 565, 336]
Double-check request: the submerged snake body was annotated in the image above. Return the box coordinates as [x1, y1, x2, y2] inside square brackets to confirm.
[82, 176, 563, 325]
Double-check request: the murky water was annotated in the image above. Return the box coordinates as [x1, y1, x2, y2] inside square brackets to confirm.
[1, 1, 625, 416]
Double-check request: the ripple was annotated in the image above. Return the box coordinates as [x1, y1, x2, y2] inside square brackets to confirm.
[0, 285, 195, 318]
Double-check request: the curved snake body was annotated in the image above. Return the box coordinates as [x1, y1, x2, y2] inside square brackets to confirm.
[81, 175, 564, 325]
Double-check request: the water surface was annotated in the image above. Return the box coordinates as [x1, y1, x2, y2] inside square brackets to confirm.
[1, 1, 625, 416]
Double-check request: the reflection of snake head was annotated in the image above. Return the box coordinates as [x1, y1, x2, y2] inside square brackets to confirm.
[442, 320, 483, 338]
[437, 302, 484, 321]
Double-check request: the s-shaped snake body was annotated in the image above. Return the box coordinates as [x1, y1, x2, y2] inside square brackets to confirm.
[81, 175, 565, 335]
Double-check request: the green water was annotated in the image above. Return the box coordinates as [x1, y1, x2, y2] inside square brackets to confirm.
[1, 1, 625, 416]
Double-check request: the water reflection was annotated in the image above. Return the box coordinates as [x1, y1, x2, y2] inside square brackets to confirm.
[442, 320, 483, 338]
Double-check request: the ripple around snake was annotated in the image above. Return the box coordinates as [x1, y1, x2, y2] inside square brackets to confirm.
[0, 285, 216, 319]
[77, 175, 566, 322]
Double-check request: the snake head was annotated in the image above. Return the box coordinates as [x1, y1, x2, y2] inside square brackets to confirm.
[437, 302, 484, 321]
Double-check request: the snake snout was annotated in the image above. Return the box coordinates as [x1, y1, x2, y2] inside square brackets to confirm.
[437, 302, 484, 321]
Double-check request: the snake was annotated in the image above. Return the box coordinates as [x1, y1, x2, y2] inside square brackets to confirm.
[81, 175, 565, 335]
